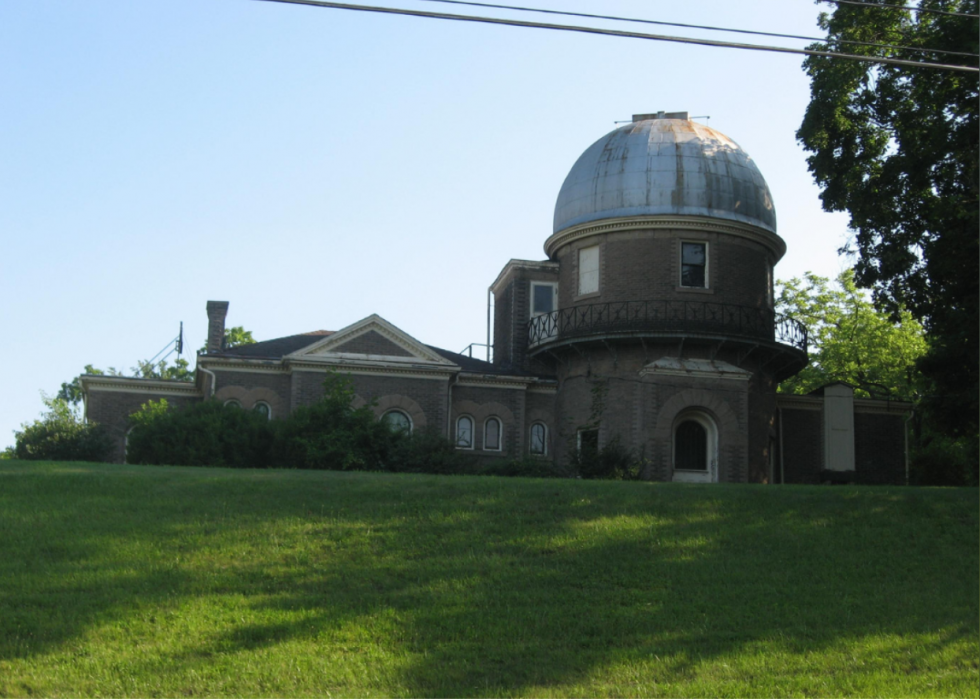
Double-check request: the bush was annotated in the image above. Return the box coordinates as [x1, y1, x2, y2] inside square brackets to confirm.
[385, 428, 472, 475]
[127, 399, 275, 468]
[909, 433, 978, 487]
[477, 455, 572, 479]
[13, 397, 113, 462]
[568, 435, 645, 480]
[270, 374, 396, 470]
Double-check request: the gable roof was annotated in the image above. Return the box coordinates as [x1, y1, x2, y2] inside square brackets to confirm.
[210, 331, 334, 359]
[209, 324, 549, 377]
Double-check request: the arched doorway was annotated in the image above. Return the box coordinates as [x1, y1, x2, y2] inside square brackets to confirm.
[671, 411, 718, 483]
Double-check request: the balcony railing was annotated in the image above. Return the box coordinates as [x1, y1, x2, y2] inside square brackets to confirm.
[527, 299, 808, 354]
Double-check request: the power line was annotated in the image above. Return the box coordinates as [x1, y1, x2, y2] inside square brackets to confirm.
[252, 0, 980, 72]
[417, 0, 979, 58]
[821, 0, 980, 19]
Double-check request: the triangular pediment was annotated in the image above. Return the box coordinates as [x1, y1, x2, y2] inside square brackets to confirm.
[286, 315, 455, 366]
[639, 357, 751, 381]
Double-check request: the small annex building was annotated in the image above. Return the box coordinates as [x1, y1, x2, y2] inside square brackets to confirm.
[82, 112, 910, 484]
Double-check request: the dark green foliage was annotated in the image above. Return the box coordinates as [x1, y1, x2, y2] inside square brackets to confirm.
[477, 455, 572, 479]
[909, 428, 978, 487]
[568, 436, 645, 481]
[13, 397, 113, 462]
[126, 400, 274, 469]
[384, 429, 473, 475]
[797, 0, 978, 442]
[270, 375, 394, 471]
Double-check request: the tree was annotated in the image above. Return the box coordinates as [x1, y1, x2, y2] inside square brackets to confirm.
[58, 327, 258, 407]
[796, 0, 978, 439]
[776, 271, 927, 399]
[12, 395, 113, 462]
[198, 326, 255, 353]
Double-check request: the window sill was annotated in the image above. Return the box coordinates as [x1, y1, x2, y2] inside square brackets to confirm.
[675, 286, 714, 295]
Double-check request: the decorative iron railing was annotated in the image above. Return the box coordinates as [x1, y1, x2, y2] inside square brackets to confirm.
[527, 299, 808, 353]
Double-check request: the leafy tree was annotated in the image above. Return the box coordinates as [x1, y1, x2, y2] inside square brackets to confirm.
[132, 358, 194, 382]
[198, 326, 255, 353]
[58, 327, 258, 407]
[776, 271, 927, 399]
[797, 0, 978, 438]
[12, 395, 113, 462]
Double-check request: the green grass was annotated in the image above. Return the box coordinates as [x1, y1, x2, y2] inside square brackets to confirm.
[0, 461, 976, 698]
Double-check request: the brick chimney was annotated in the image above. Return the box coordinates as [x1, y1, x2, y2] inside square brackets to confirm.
[205, 301, 229, 354]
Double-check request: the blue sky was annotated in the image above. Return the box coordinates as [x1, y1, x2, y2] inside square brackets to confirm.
[0, 0, 855, 448]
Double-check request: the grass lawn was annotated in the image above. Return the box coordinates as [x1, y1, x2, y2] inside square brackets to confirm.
[0, 461, 976, 697]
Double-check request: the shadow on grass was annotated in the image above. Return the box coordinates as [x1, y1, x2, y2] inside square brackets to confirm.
[0, 462, 977, 696]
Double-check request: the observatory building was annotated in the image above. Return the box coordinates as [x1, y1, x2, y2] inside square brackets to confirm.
[83, 112, 909, 483]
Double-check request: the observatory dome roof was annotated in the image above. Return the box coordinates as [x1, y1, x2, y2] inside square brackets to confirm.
[552, 113, 776, 235]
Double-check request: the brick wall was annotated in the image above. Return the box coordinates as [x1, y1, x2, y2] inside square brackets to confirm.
[452, 384, 525, 456]
[854, 412, 906, 485]
[778, 406, 822, 484]
[331, 331, 412, 357]
[86, 389, 202, 463]
[555, 228, 773, 311]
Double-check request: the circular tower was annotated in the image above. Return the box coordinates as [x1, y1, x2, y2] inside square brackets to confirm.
[530, 112, 807, 483]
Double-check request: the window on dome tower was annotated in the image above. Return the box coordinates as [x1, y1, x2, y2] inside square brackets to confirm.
[681, 242, 707, 288]
[579, 246, 599, 295]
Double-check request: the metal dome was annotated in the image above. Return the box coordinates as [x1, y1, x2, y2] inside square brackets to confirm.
[553, 113, 776, 235]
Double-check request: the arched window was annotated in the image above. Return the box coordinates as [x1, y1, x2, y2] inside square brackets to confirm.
[672, 411, 718, 483]
[224, 399, 241, 408]
[382, 410, 412, 434]
[529, 422, 547, 455]
[253, 401, 271, 420]
[455, 416, 474, 449]
[675, 420, 707, 471]
[484, 417, 502, 451]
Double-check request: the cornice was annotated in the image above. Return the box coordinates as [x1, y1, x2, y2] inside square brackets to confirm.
[489, 259, 560, 295]
[198, 358, 290, 373]
[544, 215, 786, 261]
[289, 360, 457, 381]
[79, 376, 202, 397]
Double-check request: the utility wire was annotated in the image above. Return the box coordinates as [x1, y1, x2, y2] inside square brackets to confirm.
[418, 0, 979, 58]
[252, 0, 980, 72]
[821, 0, 980, 19]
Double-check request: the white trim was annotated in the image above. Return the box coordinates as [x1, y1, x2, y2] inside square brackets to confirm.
[224, 399, 242, 408]
[671, 411, 719, 483]
[455, 415, 475, 450]
[545, 214, 786, 261]
[253, 401, 272, 420]
[79, 376, 201, 398]
[490, 259, 559, 294]
[483, 417, 503, 452]
[530, 281, 559, 317]
[529, 422, 548, 456]
[288, 314, 455, 366]
[577, 427, 599, 453]
[289, 363, 456, 380]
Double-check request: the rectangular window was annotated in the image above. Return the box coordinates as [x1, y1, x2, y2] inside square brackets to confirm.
[577, 428, 599, 458]
[578, 246, 599, 295]
[681, 242, 707, 288]
[530, 282, 558, 317]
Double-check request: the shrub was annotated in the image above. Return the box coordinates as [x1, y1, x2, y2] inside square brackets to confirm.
[269, 374, 396, 471]
[477, 455, 572, 479]
[568, 435, 645, 480]
[385, 429, 472, 475]
[127, 399, 275, 468]
[13, 397, 113, 462]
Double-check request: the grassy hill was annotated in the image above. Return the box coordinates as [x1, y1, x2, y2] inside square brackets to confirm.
[0, 461, 976, 697]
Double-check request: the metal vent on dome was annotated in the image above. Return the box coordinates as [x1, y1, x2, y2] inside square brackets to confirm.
[632, 111, 689, 121]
